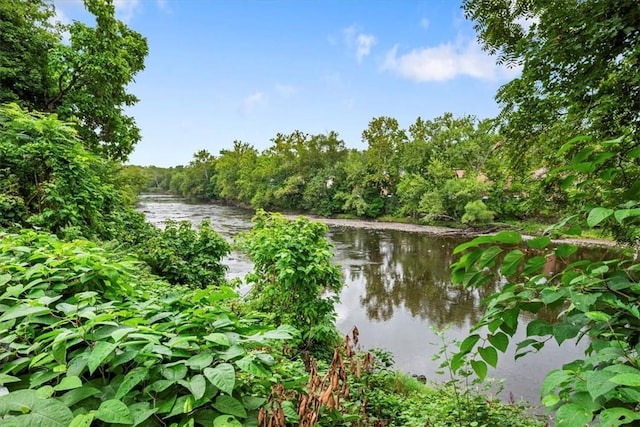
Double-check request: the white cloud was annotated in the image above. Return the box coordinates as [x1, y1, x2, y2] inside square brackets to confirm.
[113, 0, 141, 23]
[382, 39, 520, 82]
[240, 92, 266, 114]
[275, 84, 296, 98]
[343, 25, 376, 63]
[420, 17, 429, 30]
[356, 34, 376, 63]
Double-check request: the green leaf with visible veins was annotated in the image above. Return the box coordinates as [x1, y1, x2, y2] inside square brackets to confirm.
[204, 363, 235, 395]
[95, 399, 133, 424]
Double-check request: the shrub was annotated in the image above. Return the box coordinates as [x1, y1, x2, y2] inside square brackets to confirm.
[461, 200, 495, 225]
[0, 103, 126, 240]
[0, 230, 295, 426]
[238, 211, 343, 355]
[451, 135, 640, 426]
[139, 219, 230, 288]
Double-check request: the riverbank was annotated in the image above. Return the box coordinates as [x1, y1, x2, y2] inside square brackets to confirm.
[283, 212, 618, 248]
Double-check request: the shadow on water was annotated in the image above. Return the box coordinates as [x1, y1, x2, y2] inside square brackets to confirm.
[137, 194, 612, 407]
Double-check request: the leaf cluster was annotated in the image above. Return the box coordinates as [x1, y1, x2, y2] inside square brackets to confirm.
[0, 231, 296, 426]
[139, 219, 231, 288]
[450, 135, 640, 426]
[238, 211, 343, 355]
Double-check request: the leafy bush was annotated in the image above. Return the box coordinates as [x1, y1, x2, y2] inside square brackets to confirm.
[0, 230, 295, 426]
[0, 103, 126, 240]
[139, 219, 230, 288]
[461, 200, 495, 225]
[238, 211, 343, 355]
[451, 135, 640, 426]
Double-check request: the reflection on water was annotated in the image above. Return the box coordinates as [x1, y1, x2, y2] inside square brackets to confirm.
[137, 194, 607, 406]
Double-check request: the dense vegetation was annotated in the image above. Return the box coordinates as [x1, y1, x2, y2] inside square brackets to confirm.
[129, 116, 513, 227]
[1, 0, 639, 426]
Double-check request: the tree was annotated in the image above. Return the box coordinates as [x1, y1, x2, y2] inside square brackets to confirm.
[0, 1, 56, 109]
[0, 0, 148, 161]
[0, 103, 124, 239]
[463, 0, 640, 174]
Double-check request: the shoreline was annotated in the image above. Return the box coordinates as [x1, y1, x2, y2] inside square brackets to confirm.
[283, 213, 618, 248]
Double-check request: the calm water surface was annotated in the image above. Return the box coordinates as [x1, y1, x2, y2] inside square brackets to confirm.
[137, 194, 607, 407]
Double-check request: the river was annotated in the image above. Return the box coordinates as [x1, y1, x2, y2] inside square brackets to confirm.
[137, 193, 605, 408]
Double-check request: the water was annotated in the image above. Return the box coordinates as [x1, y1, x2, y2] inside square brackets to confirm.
[137, 194, 603, 407]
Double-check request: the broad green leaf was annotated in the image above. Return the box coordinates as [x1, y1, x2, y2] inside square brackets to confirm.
[162, 363, 187, 381]
[459, 334, 480, 354]
[110, 326, 137, 342]
[213, 395, 247, 418]
[487, 332, 509, 353]
[0, 274, 11, 286]
[541, 370, 571, 397]
[36, 386, 54, 399]
[145, 379, 175, 393]
[614, 208, 640, 223]
[571, 292, 600, 312]
[12, 398, 73, 427]
[526, 320, 553, 337]
[555, 403, 592, 427]
[478, 346, 498, 368]
[477, 246, 502, 269]
[599, 408, 640, 427]
[587, 207, 614, 227]
[69, 413, 94, 427]
[500, 249, 524, 277]
[218, 345, 245, 361]
[452, 235, 498, 254]
[59, 386, 101, 407]
[115, 367, 148, 399]
[470, 360, 487, 380]
[87, 341, 116, 374]
[553, 321, 582, 345]
[541, 394, 560, 406]
[95, 399, 133, 424]
[188, 375, 207, 400]
[204, 363, 235, 395]
[129, 402, 157, 427]
[555, 244, 578, 258]
[281, 400, 299, 423]
[0, 304, 51, 322]
[235, 356, 270, 377]
[186, 353, 214, 370]
[610, 373, 640, 387]
[585, 370, 617, 400]
[526, 236, 550, 249]
[214, 415, 242, 427]
[523, 256, 547, 275]
[494, 231, 521, 244]
[584, 311, 611, 322]
[0, 374, 20, 385]
[53, 376, 82, 391]
[242, 396, 266, 411]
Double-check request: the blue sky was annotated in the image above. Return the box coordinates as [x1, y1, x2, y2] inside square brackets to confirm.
[54, 0, 520, 167]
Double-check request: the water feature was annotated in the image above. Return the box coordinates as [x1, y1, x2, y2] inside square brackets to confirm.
[137, 193, 605, 407]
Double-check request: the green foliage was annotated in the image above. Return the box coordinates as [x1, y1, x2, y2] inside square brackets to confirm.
[396, 173, 430, 219]
[0, 0, 56, 110]
[0, 103, 127, 239]
[461, 200, 495, 226]
[238, 211, 343, 354]
[139, 219, 230, 288]
[464, 0, 640, 173]
[1, 0, 148, 161]
[451, 136, 640, 425]
[0, 230, 295, 426]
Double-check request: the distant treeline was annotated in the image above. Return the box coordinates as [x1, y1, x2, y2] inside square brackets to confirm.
[125, 113, 569, 225]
